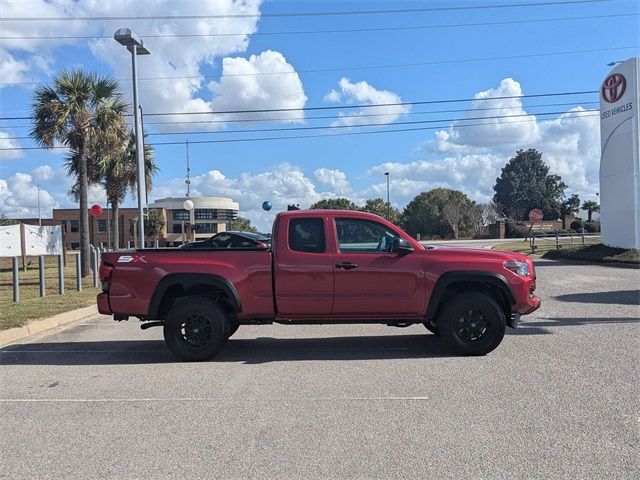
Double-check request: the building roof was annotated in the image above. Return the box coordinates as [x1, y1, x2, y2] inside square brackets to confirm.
[148, 196, 239, 211]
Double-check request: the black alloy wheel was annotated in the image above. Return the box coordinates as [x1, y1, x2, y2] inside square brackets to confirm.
[438, 292, 506, 356]
[164, 297, 229, 361]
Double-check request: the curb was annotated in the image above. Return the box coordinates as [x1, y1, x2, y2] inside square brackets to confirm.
[0, 305, 99, 347]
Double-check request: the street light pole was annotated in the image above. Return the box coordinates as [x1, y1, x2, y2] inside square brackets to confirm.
[114, 28, 150, 249]
[384, 172, 390, 220]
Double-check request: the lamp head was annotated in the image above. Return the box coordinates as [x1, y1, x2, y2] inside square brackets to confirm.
[114, 28, 150, 54]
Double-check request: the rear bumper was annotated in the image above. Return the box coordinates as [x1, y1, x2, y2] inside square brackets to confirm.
[97, 293, 112, 315]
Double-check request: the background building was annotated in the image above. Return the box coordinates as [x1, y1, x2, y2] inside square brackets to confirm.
[15, 196, 239, 249]
[148, 197, 239, 247]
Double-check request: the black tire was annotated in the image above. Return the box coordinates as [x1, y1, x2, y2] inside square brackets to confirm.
[163, 297, 229, 361]
[438, 292, 506, 356]
[423, 321, 440, 335]
[228, 322, 240, 338]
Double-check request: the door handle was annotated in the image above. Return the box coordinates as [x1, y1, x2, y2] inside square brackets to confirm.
[335, 262, 358, 270]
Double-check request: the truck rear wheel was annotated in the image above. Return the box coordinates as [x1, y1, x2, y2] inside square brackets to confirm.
[423, 321, 440, 335]
[438, 292, 506, 356]
[163, 297, 229, 361]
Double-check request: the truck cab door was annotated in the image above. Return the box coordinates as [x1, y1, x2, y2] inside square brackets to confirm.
[274, 216, 334, 317]
[331, 217, 426, 316]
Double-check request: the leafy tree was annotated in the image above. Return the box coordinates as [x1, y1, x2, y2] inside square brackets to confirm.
[581, 200, 600, 222]
[31, 69, 128, 275]
[493, 149, 567, 221]
[561, 194, 581, 217]
[401, 188, 475, 238]
[229, 217, 259, 234]
[103, 132, 156, 249]
[66, 131, 157, 249]
[360, 198, 401, 224]
[0, 214, 19, 226]
[442, 202, 467, 239]
[309, 198, 358, 210]
[145, 208, 165, 242]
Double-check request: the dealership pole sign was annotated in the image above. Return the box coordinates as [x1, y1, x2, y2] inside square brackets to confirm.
[599, 57, 640, 249]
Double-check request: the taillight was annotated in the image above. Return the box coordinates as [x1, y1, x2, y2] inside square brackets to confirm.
[99, 262, 114, 292]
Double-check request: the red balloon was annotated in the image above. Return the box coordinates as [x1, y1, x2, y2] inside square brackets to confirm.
[90, 204, 103, 217]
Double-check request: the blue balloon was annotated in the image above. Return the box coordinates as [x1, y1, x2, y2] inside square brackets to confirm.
[262, 201, 272, 211]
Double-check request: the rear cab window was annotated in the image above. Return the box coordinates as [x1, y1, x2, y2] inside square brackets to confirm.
[288, 218, 325, 253]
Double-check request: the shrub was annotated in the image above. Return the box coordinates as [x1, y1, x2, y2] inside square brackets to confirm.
[570, 220, 585, 232]
[504, 222, 525, 238]
[584, 221, 600, 233]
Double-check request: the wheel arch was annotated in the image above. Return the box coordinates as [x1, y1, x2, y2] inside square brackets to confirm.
[148, 273, 242, 320]
[426, 271, 515, 321]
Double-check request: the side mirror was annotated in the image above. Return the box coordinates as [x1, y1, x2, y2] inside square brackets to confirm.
[391, 237, 414, 254]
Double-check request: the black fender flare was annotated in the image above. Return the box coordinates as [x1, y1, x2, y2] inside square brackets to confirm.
[148, 273, 242, 318]
[425, 271, 515, 320]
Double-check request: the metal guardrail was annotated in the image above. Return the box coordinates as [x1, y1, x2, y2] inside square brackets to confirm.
[530, 232, 601, 253]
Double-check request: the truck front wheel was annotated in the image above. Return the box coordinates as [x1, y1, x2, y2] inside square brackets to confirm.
[438, 292, 506, 356]
[163, 297, 229, 361]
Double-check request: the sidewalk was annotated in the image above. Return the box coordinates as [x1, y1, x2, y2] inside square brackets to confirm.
[0, 304, 98, 347]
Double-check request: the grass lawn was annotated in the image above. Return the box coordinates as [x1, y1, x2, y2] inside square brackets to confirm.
[495, 241, 640, 265]
[542, 243, 640, 264]
[0, 254, 100, 330]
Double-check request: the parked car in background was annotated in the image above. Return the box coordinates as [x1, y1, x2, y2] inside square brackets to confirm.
[180, 231, 271, 250]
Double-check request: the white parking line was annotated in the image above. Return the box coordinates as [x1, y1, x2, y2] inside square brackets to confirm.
[0, 396, 431, 403]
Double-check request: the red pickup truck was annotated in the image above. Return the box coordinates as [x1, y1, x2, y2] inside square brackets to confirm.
[98, 209, 540, 361]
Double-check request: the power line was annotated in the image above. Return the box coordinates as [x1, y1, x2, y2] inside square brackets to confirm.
[0, 111, 600, 151]
[143, 113, 604, 147]
[143, 90, 600, 117]
[0, 89, 600, 121]
[1, 109, 598, 141]
[1, 12, 634, 40]
[1, 101, 600, 130]
[140, 109, 603, 137]
[0, 1, 610, 22]
[3, 45, 636, 87]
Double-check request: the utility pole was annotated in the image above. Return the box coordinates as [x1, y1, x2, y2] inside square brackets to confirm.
[37, 183, 41, 226]
[384, 172, 390, 220]
[185, 139, 191, 197]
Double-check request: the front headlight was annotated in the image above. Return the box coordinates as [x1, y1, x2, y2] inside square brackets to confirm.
[504, 260, 529, 277]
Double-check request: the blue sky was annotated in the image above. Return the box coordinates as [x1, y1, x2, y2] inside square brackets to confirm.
[0, 0, 638, 230]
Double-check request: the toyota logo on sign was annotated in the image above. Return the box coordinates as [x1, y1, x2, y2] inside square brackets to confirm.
[601, 73, 626, 103]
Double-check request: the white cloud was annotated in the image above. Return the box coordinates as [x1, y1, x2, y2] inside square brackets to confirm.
[206, 50, 307, 125]
[433, 78, 539, 153]
[151, 163, 353, 231]
[323, 89, 342, 103]
[0, 172, 58, 217]
[3, 1, 309, 132]
[313, 168, 350, 195]
[368, 78, 601, 207]
[0, 132, 23, 160]
[324, 77, 411, 126]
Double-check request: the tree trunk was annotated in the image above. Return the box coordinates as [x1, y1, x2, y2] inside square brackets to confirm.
[78, 144, 91, 277]
[110, 198, 120, 250]
[587, 210, 592, 222]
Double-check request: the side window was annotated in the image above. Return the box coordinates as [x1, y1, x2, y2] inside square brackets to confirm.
[211, 233, 232, 248]
[289, 218, 325, 253]
[336, 218, 399, 253]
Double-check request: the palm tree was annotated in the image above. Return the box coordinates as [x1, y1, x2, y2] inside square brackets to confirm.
[31, 70, 128, 276]
[100, 131, 157, 249]
[581, 200, 600, 222]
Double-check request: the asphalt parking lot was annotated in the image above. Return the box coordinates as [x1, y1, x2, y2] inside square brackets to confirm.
[1, 259, 638, 480]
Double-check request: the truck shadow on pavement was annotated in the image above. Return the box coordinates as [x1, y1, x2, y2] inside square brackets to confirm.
[0, 334, 457, 365]
[553, 290, 640, 305]
[506, 316, 640, 336]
